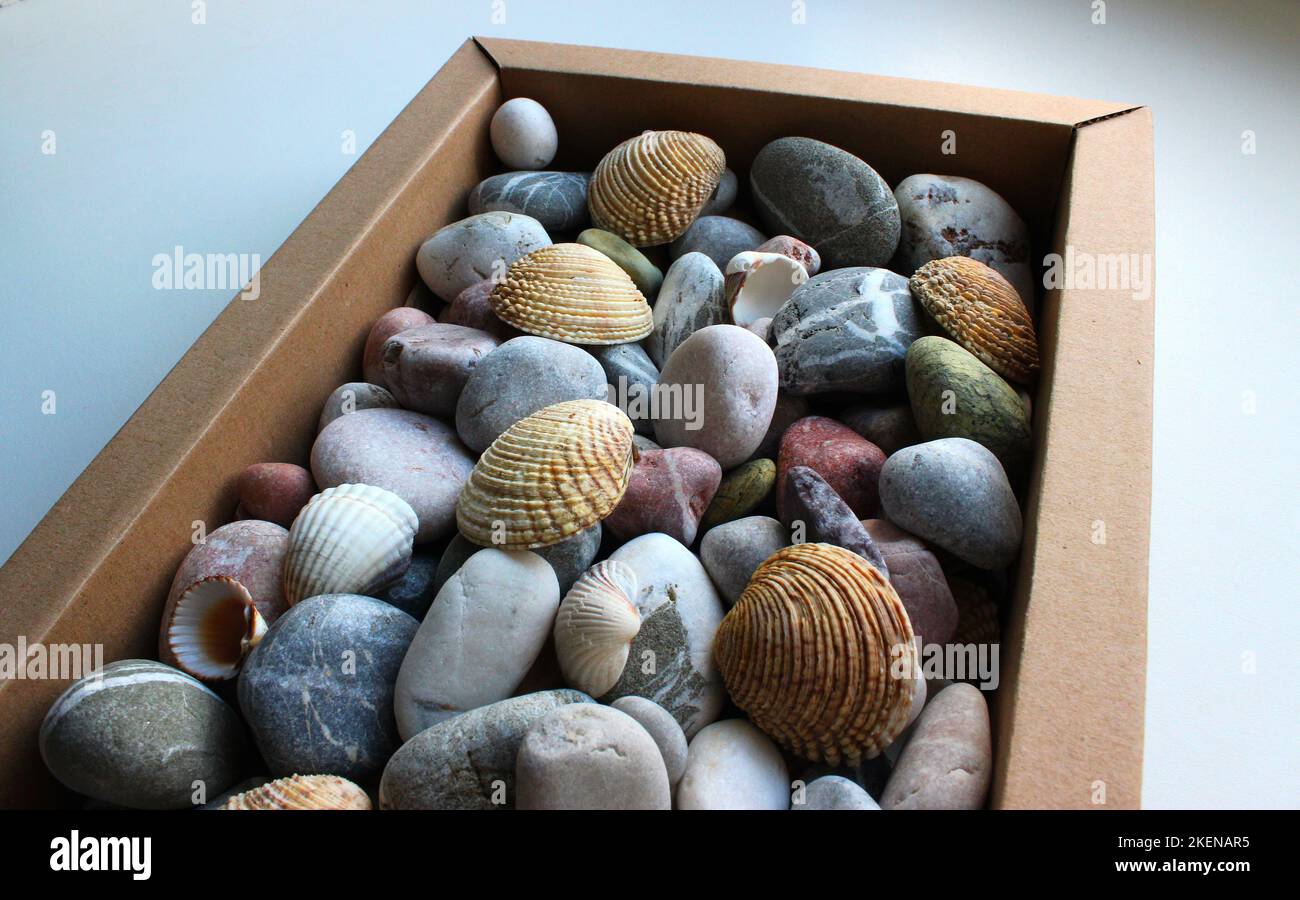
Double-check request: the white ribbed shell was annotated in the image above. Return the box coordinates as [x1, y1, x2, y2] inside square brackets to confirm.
[554, 560, 641, 696]
[219, 774, 371, 810]
[165, 575, 266, 682]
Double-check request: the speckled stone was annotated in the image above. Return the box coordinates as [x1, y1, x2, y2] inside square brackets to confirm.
[604, 447, 721, 546]
[379, 690, 593, 810]
[755, 234, 821, 276]
[433, 525, 601, 597]
[416, 211, 551, 301]
[881, 683, 992, 810]
[906, 335, 1031, 472]
[668, 216, 766, 271]
[777, 416, 886, 520]
[647, 252, 727, 367]
[699, 167, 738, 216]
[395, 549, 559, 740]
[590, 339, 659, 436]
[603, 534, 727, 738]
[750, 137, 899, 268]
[312, 407, 475, 542]
[862, 519, 958, 645]
[317, 381, 399, 433]
[794, 775, 880, 810]
[749, 392, 810, 461]
[40, 660, 249, 810]
[699, 458, 776, 530]
[576, 228, 664, 299]
[879, 438, 1023, 570]
[839, 402, 922, 455]
[468, 171, 590, 232]
[699, 515, 790, 606]
[454, 336, 608, 453]
[655, 325, 778, 469]
[380, 322, 499, 419]
[236, 463, 315, 528]
[438, 278, 524, 342]
[677, 719, 789, 810]
[780, 467, 888, 575]
[893, 173, 1034, 308]
[362, 307, 435, 387]
[611, 696, 689, 788]
[490, 98, 558, 171]
[238, 595, 417, 781]
[516, 704, 671, 809]
[376, 546, 440, 620]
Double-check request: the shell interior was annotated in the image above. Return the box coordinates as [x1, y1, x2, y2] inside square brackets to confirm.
[167, 576, 265, 682]
[554, 559, 641, 697]
[726, 251, 809, 327]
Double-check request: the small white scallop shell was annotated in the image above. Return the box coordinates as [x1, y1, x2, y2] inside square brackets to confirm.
[165, 575, 266, 682]
[283, 483, 418, 606]
[553, 560, 641, 697]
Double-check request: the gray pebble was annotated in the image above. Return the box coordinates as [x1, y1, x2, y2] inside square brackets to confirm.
[375, 546, 440, 620]
[647, 252, 726, 367]
[795, 775, 880, 810]
[668, 216, 766, 271]
[699, 515, 790, 606]
[468, 171, 590, 232]
[840, 402, 922, 455]
[589, 341, 659, 436]
[611, 696, 689, 788]
[416, 211, 550, 301]
[433, 525, 600, 598]
[700, 168, 738, 216]
[317, 382, 398, 433]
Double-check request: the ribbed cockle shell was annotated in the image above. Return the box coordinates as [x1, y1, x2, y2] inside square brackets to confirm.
[165, 575, 266, 682]
[714, 542, 917, 766]
[283, 483, 418, 606]
[456, 399, 635, 549]
[588, 130, 726, 247]
[219, 774, 371, 810]
[908, 256, 1040, 383]
[490, 243, 653, 344]
[553, 560, 641, 696]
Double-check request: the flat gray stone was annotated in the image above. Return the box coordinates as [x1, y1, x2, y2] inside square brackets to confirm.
[795, 775, 880, 810]
[468, 171, 590, 232]
[699, 515, 789, 606]
[416, 211, 550, 301]
[668, 216, 765, 271]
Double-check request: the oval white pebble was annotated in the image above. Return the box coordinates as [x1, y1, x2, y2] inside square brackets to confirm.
[490, 98, 558, 170]
[676, 719, 789, 810]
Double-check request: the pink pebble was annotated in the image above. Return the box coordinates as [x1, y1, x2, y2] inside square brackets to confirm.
[439, 279, 524, 342]
[605, 447, 722, 546]
[237, 462, 317, 528]
[363, 307, 435, 387]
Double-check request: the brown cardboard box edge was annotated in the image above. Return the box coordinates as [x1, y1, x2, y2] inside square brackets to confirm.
[0, 38, 1152, 809]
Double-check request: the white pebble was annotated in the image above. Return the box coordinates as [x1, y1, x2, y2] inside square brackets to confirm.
[490, 98, 557, 170]
[676, 719, 789, 810]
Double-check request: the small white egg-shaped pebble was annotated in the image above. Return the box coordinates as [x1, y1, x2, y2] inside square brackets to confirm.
[490, 98, 557, 170]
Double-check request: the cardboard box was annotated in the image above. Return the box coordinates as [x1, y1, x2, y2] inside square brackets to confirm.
[0, 38, 1153, 809]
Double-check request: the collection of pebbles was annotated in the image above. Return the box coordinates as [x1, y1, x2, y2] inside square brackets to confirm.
[39, 95, 1041, 811]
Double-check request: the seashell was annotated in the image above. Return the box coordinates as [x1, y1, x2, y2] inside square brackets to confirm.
[714, 542, 917, 766]
[553, 560, 641, 696]
[456, 399, 635, 549]
[588, 130, 726, 247]
[725, 250, 809, 327]
[283, 483, 418, 606]
[164, 576, 266, 682]
[908, 256, 1040, 384]
[490, 243, 653, 345]
[219, 774, 371, 810]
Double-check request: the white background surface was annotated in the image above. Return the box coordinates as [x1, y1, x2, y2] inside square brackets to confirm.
[1, 0, 1296, 808]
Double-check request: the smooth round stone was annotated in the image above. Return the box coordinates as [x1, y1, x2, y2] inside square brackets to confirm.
[879, 438, 1022, 569]
[750, 136, 899, 268]
[363, 307, 435, 387]
[379, 690, 592, 810]
[893, 173, 1034, 308]
[376, 546, 440, 620]
[780, 467, 888, 574]
[863, 519, 958, 645]
[468, 171, 590, 232]
[881, 683, 992, 810]
[840, 402, 922, 455]
[417, 211, 551, 301]
[312, 407, 475, 542]
[677, 719, 789, 810]
[795, 775, 880, 810]
[603, 533, 727, 738]
[455, 336, 608, 453]
[749, 391, 809, 461]
[40, 660, 248, 810]
[381, 322, 499, 419]
[611, 696, 689, 788]
[239, 595, 417, 780]
[489, 97, 557, 170]
[516, 705, 671, 809]
[395, 549, 560, 741]
[647, 252, 726, 367]
[699, 458, 775, 531]
[668, 216, 766, 272]
[590, 340, 659, 436]
[605, 447, 721, 546]
[433, 524, 601, 597]
[772, 267, 922, 395]
[632, 434, 661, 453]
[699, 167, 738, 216]
[797, 756, 894, 800]
[906, 335, 1031, 472]
[439, 279, 524, 342]
[699, 515, 789, 605]
[235, 463, 315, 528]
[576, 228, 664, 298]
[777, 415, 886, 520]
[655, 325, 778, 469]
[317, 381, 398, 433]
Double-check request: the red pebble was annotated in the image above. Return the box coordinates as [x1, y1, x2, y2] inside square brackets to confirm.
[604, 448, 722, 547]
[237, 463, 317, 528]
[363, 307, 435, 387]
[777, 416, 885, 521]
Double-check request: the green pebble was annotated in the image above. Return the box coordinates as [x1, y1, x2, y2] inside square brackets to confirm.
[905, 335, 1031, 472]
[700, 459, 776, 530]
[577, 228, 664, 299]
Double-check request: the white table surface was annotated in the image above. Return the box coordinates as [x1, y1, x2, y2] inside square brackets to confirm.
[1, 0, 1296, 809]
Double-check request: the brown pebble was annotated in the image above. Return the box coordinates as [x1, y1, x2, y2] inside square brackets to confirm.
[362, 308, 434, 387]
[237, 463, 316, 528]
